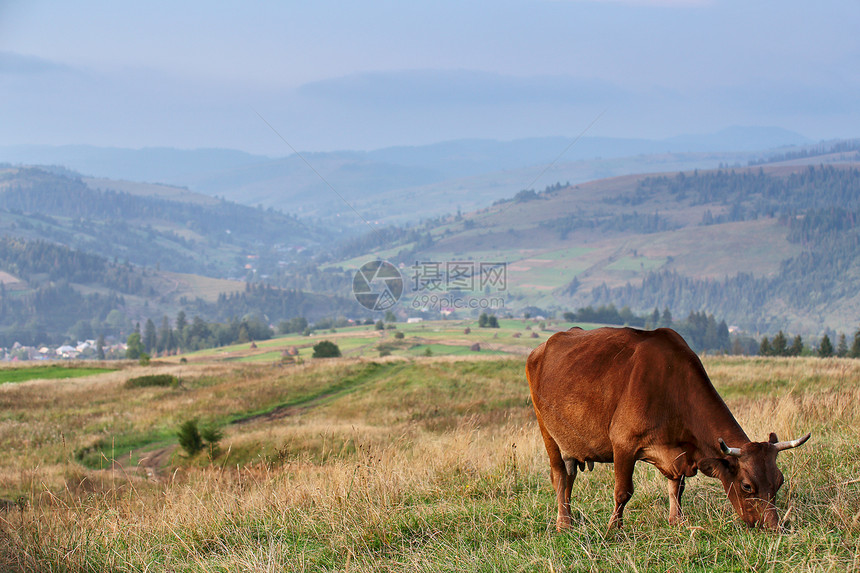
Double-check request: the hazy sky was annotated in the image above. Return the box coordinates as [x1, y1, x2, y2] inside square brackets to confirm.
[1, 0, 858, 153]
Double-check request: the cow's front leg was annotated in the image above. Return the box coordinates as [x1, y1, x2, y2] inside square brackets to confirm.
[667, 476, 685, 524]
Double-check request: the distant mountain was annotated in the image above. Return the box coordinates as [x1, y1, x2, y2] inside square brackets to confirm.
[327, 161, 860, 336]
[665, 126, 812, 152]
[0, 145, 268, 184]
[0, 130, 816, 226]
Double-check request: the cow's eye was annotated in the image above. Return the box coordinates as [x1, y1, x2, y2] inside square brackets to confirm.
[741, 482, 753, 493]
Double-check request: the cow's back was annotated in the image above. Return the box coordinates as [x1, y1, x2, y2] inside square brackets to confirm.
[527, 327, 697, 463]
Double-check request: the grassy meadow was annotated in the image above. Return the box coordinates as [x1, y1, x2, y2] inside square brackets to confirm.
[0, 350, 858, 571]
[181, 318, 565, 363]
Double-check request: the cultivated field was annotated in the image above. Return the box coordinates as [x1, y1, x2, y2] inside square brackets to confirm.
[0, 352, 858, 571]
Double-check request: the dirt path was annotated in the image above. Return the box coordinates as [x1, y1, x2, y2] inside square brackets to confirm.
[110, 444, 177, 482]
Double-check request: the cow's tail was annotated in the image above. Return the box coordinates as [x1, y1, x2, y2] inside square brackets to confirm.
[526, 342, 547, 407]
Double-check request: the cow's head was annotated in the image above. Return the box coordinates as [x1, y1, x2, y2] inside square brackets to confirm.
[699, 432, 810, 530]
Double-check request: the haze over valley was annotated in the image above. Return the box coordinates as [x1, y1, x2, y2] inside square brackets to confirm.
[1, 0, 858, 347]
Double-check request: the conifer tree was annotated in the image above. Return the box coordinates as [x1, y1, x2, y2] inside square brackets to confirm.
[143, 318, 157, 354]
[851, 330, 860, 358]
[660, 307, 673, 327]
[818, 334, 834, 358]
[175, 311, 187, 350]
[771, 331, 788, 356]
[789, 335, 804, 357]
[836, 333, 848, 357]
[96, 333, 105, 360]
[158, 316, 171, 355]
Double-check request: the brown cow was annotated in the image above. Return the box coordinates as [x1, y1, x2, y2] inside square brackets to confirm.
[527, 326, 809, 531]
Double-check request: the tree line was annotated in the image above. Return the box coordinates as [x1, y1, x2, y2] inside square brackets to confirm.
[0, 282, 127, 347]
[759, 330, 860, 358]
[547, 211, 677, 241]
[561, 304, 731, 354]
[125, 310, 373, 358]
[749, 139, 860, 166]
[125, 311, 275, 358]
[181, 282, 360, 324]
[635, 165, 860, 223]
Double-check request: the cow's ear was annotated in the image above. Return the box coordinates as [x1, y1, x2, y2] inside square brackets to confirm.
[699, 457, 738, 480]
[768, 432, 779, 444]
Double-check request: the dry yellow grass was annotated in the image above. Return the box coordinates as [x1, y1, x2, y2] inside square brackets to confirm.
[0, 355, 858, 571]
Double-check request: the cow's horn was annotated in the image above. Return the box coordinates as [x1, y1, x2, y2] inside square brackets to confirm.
[718, 438, 742, 457]
[773, 432, 811, 452]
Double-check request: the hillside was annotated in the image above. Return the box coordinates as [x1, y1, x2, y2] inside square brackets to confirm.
[0, 167, 364, 346]
[0, 235, 363, 346]
[0, 131, 825, 228]
[3, 143, 860, 342]
[0, 166, 326, 279]
[328, 163, 860, 335]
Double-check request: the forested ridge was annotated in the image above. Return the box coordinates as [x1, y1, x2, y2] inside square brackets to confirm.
[182, 282, 357, 325]
[0, 236, 356, 347]
[0, 236, 144, 293]
[636, 165, 860, 221]
[0, 167, 310, 239]
[0, 167, 318, 277]
[586, 165, 860, 332]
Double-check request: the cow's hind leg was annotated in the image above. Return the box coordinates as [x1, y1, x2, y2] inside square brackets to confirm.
[667, 476, 685, 525]
[538, 426, 576, 530]
[607, 449, 636, 530]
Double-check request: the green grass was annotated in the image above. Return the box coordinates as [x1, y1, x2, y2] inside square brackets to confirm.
[531, 246, 596, 261]
[605, 255, 668, 272]
[233, 350, 286, 362]
[405, 343, 506, 357]
[74, 428, 176, 469]
[226, 361, 400, 426]
[182, 321, 542, 363]
[0, 365, 113, 385]
[2, 355, 858, 571]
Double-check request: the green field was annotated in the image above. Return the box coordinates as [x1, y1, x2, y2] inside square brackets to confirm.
[0, 351, 856, 571]
[0, 365, 114, 385]
[405, 343, 507, 357]
[531, 246, 596, 261]
[605, 255, 667, 272]
[180, 319, 559, 364]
